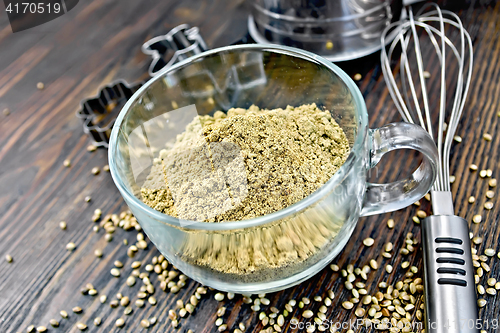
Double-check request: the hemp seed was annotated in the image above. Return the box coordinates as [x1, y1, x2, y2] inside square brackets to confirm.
[115, 318, 125, 328]
[76, 322, 87, 331]
[363, 238, 374, 247]
[140, 319, 150, 328]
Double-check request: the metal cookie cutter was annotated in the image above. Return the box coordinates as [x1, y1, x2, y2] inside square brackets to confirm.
[141, 24, 208, 76]
[77, 24, 207, 147]
[76, 80, 142, 148]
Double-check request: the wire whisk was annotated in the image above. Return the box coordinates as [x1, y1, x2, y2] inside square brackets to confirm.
[380, 4, 479, 333]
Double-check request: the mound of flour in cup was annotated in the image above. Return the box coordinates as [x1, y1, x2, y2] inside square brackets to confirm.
[141, 104, 350, 222]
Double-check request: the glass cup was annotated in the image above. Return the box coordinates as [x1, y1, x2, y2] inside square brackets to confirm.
[109, 44, 438, 294]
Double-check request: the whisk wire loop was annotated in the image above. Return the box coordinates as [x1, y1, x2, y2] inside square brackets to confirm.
[381, 3, 473, 193]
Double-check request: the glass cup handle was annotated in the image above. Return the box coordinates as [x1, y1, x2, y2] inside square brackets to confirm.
[360, 122, 439, 217]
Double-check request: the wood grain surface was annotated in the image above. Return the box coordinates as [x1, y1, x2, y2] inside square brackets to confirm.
[0, 0, 499, 332]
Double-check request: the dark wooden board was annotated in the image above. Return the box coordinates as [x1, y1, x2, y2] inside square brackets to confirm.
[0, 0, 499, 332]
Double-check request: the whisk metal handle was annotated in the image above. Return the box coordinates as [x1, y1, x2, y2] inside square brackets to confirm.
[422, 215, 479, 333]
[361, 122, 439, 216]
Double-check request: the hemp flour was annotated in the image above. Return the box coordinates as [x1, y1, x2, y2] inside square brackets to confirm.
[141, 103, 349, 222]
[140, 104, 350, 279]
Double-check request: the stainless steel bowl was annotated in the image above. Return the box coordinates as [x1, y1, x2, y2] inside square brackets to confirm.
[248, 0, 402, 61]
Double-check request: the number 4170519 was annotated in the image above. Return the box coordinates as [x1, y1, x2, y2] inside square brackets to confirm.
[6, 2, 61, 14]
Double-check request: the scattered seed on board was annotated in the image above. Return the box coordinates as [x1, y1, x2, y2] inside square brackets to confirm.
[477, 299, 486, 307]
[120, 296, 130, 307]
[111, 268, 120, 277]
[141, 319, 150, 328]
[387, 219, 395, 229]
[303, 310, 314, 318]
[386, 265, 393, 273]
[115, 318, 125, 328]
[66, 242, 76, 251]
[214, 293, 224, 301]
[59, 221, 67, 230]
[63, 159, 71, 167]
[5, 254, 13, 263]
[477, 285, 485, 295]
[486, 288, 497, 295]
[472, 237, 482, 245]
[484, 201, 493, 210]
[470, 164, 478, 171]
[60, 310, 68, 318]
[124, 306, 133, 315]
[94, 317, 102, 326]
[76, 322, 87, 331]
[87, 145, 97, 152]
[72, 306, 82, 314]
[450, 175, 456, 183]
[37, 326, 47, 332]
[353, 73, 362, 80]
[99, 295, 107, 303]
[423, 71, 431, 78]
[37, 82, 44, 90]
[416, 210, 427, 218]
[85, 196, 91, 202]
[126, 276, 136, 287]
[489, 178, 497, 187]
[91, 167, 100, 175]
[481, 262, 490, 272]
[2, 108, 10, 116]
[103, 165, 110, 172]
[479, 170, 488, 178]
[483, 133, 492, 141]
[330, 264, 339, 271]
[484, 248, 495, 257]
[93, 249, 103, 258]
[342, 301, 354, 310]
[453, 135, 462, 143]
[472, 215, 482, 224]
[363, 238, 374, 247]
[355, 308, 365, 317]
[468, 196, 475, 203]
